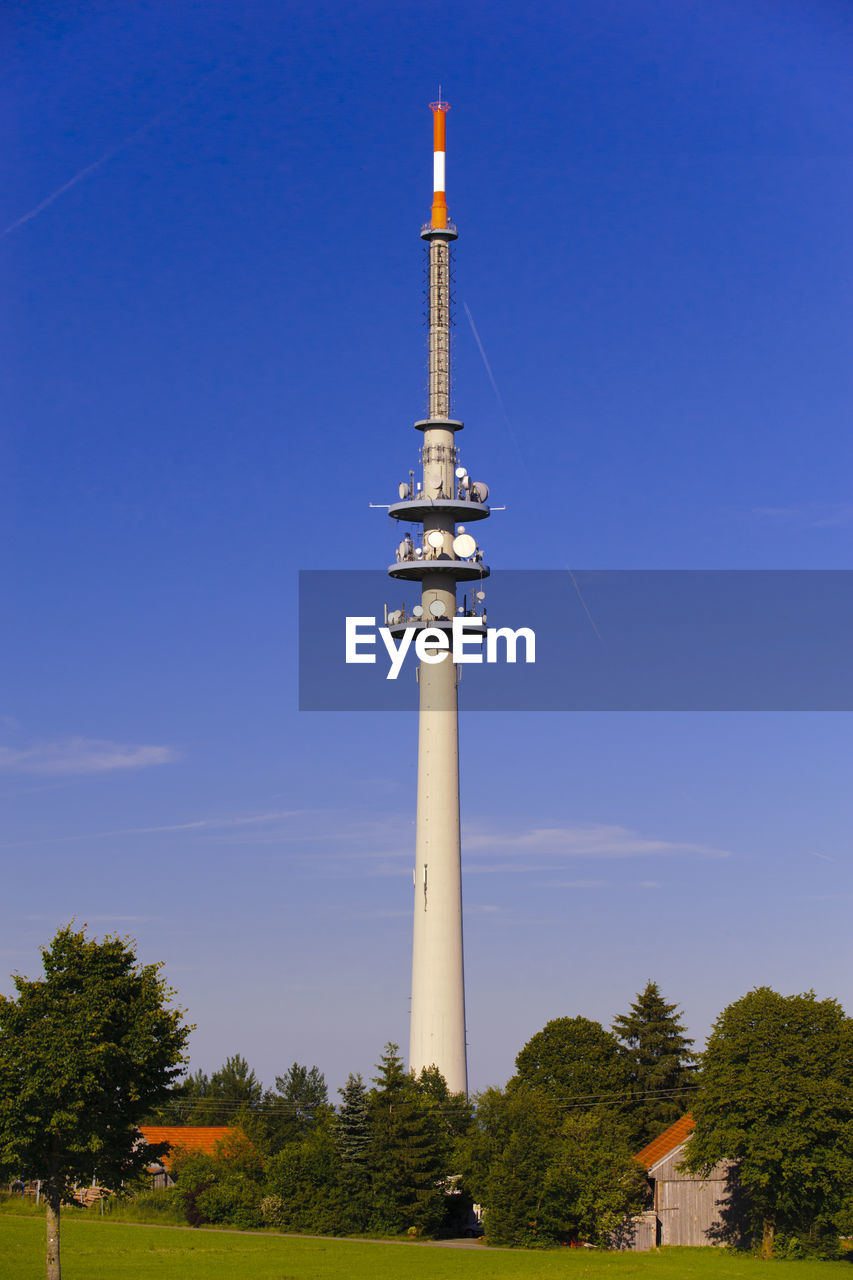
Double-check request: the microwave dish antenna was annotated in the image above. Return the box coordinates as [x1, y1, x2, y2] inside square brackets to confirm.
[452, 532, 477, 558]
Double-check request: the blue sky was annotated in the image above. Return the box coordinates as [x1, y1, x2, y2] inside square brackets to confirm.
[2, 0, 851, 1095]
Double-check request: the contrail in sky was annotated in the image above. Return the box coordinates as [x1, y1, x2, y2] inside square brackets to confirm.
[566, 568, 603, 640]
[462, 299, 535, 486]
[1, 72, 216, 240]
[462, 299, 602, 639]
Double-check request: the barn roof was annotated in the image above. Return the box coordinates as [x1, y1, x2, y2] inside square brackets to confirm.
[139, 1126, 233, 1168]
[634, 1113, 694, 1171]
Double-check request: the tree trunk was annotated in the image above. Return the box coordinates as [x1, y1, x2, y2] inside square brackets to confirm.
[761, 1217, 775, 1260]
[45, 1183, 61, 1280]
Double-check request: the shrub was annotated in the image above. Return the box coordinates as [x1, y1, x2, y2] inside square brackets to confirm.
[170, 1130, 264, 1229]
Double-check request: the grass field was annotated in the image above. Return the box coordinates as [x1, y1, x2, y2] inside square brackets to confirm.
[2, 1215, 852, 1280]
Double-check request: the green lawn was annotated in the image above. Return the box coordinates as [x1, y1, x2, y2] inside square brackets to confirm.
[1, 1216, 852, 1280]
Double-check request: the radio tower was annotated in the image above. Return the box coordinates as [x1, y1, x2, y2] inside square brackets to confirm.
[385, 99, 490, 1095]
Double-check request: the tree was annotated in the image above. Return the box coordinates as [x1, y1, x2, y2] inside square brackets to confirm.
[539, 1110, 648, 1245]
[171, 1129, 265, 1229]
[458, 1084, 558, 1246]
[275, 1062, 328, 1115]
[242, 1062, 330, 1154]
[334, 1072, 373, 1229]
[0, 926, 190, 1280]
[683, 987, 853, 1257]
[336, 1072, 371, 1171]
[512, 1015, 629, 1109]
[612, 980, 697, 1145]
[457, 1085, 646, 1246]
[262, 1127, 347, 1235]
[368, 1043, 448, 1235]
[203, 1053, 262, 1124]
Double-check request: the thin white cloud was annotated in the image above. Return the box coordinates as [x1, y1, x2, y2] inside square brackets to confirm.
[0, 738, 179, 776]
[26, 913, 162, 924]
[534, 878, 663, 890]
[463, 823, 730, 860]
[536, 879, 610, 889]
[754, 502, 853, 528]
[100, 810, 303, 837]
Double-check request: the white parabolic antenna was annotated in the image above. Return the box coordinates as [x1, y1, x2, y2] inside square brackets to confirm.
[475, 590, 486, 601]
[429, 471, 442, 488]
[427, 530, 444, 549]
[412, 604, 424, 618]
[455, 466, 467, 478]
[429, 600, 446, 617]
[472, 481, 489, 503]
[398, 481, 409, 500]
[452, 533, 477, 559]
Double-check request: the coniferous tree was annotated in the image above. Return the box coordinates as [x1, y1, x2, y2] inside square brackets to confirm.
[336, 1072, 371, 1170]
[334, 1072, 372, 1229]
[369, 1043, 447, 1235]
[612, 980, 697, 1146]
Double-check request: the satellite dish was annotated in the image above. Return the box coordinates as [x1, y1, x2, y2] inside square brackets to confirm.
[457, 525, 466, 533]
[475, 591, 486, 601]
[412, 605, 424, 618]
[455, 466, 467, 478]
[452, 533, 477, 559]
[429, 471, 442, 488]
[429, 600, 446, 617]
[462, 474, 471, 489]
[472, 481, 489, 503]
[398, 482, 409, 500]
[415, 548, 423, 558]
[427, 530, 444, 549]
[388, 610, 402, 625]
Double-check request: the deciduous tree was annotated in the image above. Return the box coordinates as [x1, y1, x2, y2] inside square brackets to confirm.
[684, 987, 853, 1257]
[513, 1015, 629, 1111]
[0, 926, 190, 1280]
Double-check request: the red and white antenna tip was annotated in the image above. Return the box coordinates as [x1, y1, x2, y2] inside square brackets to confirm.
[429, 98, 450, 229]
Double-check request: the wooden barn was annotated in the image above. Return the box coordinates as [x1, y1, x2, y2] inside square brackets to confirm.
[623, 1114, 735, 1250]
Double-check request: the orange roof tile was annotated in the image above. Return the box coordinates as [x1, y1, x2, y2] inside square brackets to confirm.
[139, 1126, 233, 1169]
[634, 1113, 694, 1171]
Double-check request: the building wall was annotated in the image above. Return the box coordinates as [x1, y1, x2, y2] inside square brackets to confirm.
[656, 1174, 729, 1247]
